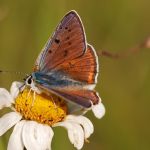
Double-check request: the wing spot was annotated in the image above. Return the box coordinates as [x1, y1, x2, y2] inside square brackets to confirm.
[68, 42, 71, 45]
[48, 50, 52, 54]
[65, 27, 68, 30]
[55, 38, 60, 44]
[66, 37, 70, 40]
[64, 50, 68, 57]
[68, 29, 71, 32]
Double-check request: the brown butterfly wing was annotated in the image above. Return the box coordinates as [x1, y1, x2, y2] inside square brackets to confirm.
[53, 89, 99, 106]
[34, 10, 86, 72]
[51, 89, 99, 108]
[55, 44, 98, 84]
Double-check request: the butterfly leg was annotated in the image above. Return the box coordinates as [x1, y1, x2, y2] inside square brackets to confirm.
[50, 95, 60, 116]
[19, 83, 25, 93]
[27, 88, 32, 99]
[50, 95, 57, 108]
[31, 91, 36, 107]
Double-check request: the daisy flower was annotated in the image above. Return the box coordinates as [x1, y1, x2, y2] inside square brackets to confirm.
[0, 81, 105, 150]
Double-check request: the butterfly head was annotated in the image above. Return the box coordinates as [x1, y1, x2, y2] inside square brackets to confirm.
[24, 75, 34, 86]
[23, 74, 41, 94]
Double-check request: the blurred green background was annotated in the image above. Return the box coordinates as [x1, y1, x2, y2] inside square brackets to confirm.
[0, 0, 150, 150]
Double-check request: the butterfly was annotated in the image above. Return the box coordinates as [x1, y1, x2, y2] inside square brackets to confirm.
[24, 10, 100, 113]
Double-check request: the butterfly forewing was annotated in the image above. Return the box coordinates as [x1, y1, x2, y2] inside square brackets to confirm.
[34, 11, 86, 72]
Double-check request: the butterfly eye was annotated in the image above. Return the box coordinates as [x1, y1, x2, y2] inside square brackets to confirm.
[27, 78, 32, 84]
[26, 76, 33, 85]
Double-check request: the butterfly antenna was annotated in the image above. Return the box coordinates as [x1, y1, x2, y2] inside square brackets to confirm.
[0, 70, 26, 76]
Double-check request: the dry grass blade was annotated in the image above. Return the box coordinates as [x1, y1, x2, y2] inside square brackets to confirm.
[98, 36, 150, 59]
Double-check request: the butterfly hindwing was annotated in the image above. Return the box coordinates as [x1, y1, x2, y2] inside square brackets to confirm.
[37, 84, 100, 108]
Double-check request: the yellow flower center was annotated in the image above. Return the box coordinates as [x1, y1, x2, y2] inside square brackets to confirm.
[15, 88, 68, 126]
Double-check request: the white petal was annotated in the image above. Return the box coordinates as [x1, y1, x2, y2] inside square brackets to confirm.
[0, 88, 13, 109]
[66, 115, 94, 139]
[54, 121, 84, 150]
[22, 121, 53, 150]
[7, 120, 26, 150]
[0, 112, 22, 136]
[92, 102, 105, 119]
[10, 81, 24, 100]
